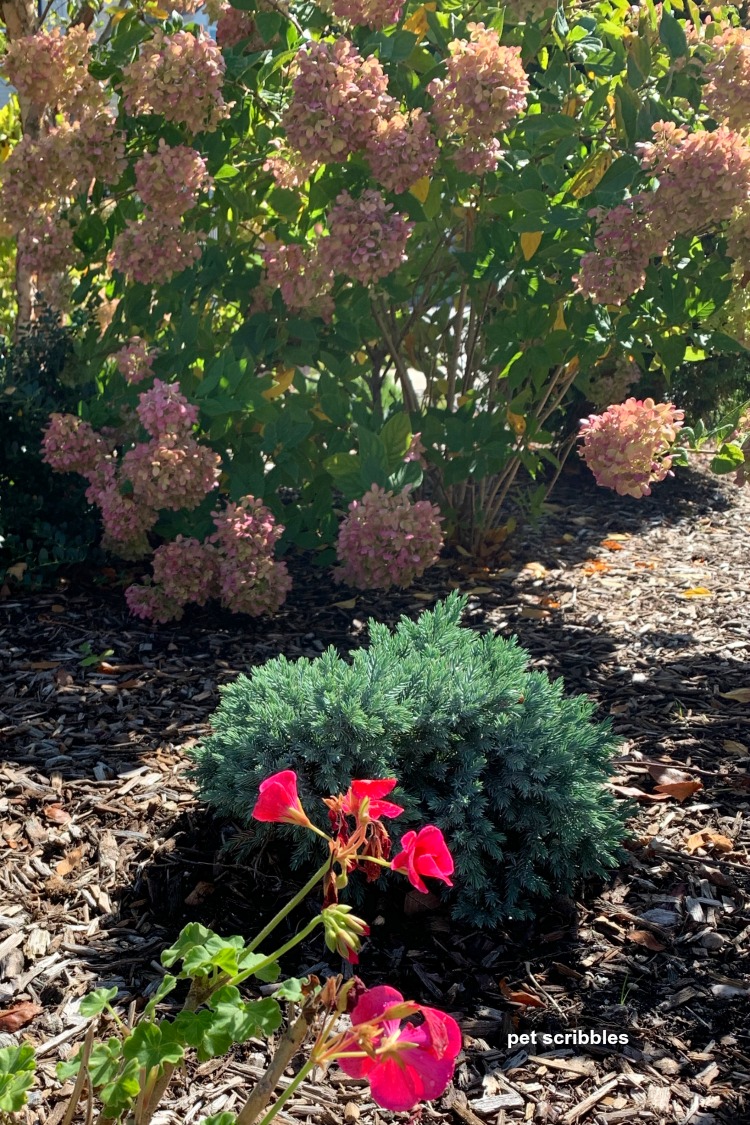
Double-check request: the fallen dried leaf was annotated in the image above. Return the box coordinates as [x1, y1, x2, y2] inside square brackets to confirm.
[499, 981, 545, 1008]
[582, 559, 611, 575]
[43, 804, 72, 825]
[653, 779, 703, 802]
[719, 688, 750, 703]
[723, 740, 748, 755]
[522, 562, 548, 579]
[0, 1002, 43, 1033]
[332, 598, 357, 609]
[609, 784, 671, 802]
[685, 830, 733, 855]
[55, 846, 85, 876]
[520, 607, 550, 620]
[601, 539, 625, 551]
[634, 560, 657, 569]
[184, 880, 215, 907]
[682, 587, 712, 598]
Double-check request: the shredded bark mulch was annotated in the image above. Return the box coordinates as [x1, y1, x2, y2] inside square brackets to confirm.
[1, 461, 748, 1125]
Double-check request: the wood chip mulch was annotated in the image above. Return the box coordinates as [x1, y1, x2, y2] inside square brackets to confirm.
[0, 461, 748, 1125]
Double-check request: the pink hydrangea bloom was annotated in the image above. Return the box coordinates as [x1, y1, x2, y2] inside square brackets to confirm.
[703, 27, 750, 132]
[321, 190, 413, 285]
[18, 213, 78, 278]
[574, 192, 670, 306]
[578, 397, 685, 498]
[263, 144, 318, 189]
[638, 122, 750, 233]
[211, 495, 292, 616]
[452, 137, 503, 175]
[125, 583, 185, 624]
[216, 5, 265, 50]
[0, 111, 125, 232]
[151, 536, 219, 606]
[114, 337, 156, 385]
[121, 30, 230, 134]
[334, 484, 444, 590]
[85, 457, 159, 547]
[134, 142, 210, 219]
[136, 379, 199, 439]
[109, 217, 203, 285]
[428, 23, 529, 171]
[283, 38, 394, 165]
[403, 432, 427, 465]
[2, 25, 96, 114]
[260, 241, 335, 319]
[121, 436, 221, 511]
[365, 110, 438, 194]
[329, 0, 403, 30]
[42, 414, 106, 475]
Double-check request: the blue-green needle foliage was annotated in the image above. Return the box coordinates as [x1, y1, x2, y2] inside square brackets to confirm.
[190, 593, 627, 925]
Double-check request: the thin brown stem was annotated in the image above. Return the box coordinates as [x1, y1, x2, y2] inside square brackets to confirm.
[60, 1023, 96, 1125]
[371, 298, 419, 415]
[235, 1003, 319, 1125]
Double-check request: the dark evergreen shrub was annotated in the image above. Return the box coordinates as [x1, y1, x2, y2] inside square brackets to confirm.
[190, 593, 627, 925]
[0, 312, 99, 581]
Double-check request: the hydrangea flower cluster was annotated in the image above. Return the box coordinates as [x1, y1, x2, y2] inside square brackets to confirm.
[18, 212, 76, 272]
[578, 397, 684, 498]
[1, 25, 96, 113]
[121, 30, 230, 135]
[151, 536, 219, 606]
[109, 218, 203, 285]
[427, 23, 529, 172]
[578, 123, 750, 304]
[725, 203, 750, 272]
[575, 193, 669, 305]
[586, 356, 640, 409]
[334, 483, 444, 590]
[125, 497, 292, 622]
[215, 5, 265, 50]
[114, 337, 156, 384]
[364, 109, 438, 194]
[260, 240, 335, 320]
[42, 414, 107, 475]
[639, 122, 750, 232]
[321, 190, 413, 285]
[134, 142, 210, 219]
[121, 436, 221, 512]
[43, 377, 220, 559]
[702, 27, 750, 133]
[283, 38, 394, 164]
[136, 379, 199, 437]
[211, 496, 292, 616]
[328, 0, 403, 30]
[263, 144, 318, 189]
[0, 112, 126, 232]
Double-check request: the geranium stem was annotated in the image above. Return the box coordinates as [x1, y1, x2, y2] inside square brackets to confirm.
[247, 860, 332, 953]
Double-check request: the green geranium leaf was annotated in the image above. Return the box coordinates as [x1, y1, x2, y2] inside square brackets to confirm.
[0, 1044, 36, 1113]
[122, 1022, 185, 1072]
[275, 977, 307, 1003]
[79, 986, 119, 1017]
[99, 1059, 141, 1117]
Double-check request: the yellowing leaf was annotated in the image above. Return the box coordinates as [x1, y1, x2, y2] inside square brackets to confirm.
[409, 176, 430, 203]
[262, 366, 295, 401]
[563, 356, 580, 377]
[723, 739, 748, 755]
[311, 404, 332, 422]
[403, 2, 435, 37]
[507, 408, 526, 435]
[332, 598, 357, 609]
[682, 586, 712, 598]
[720, 688, 750, 703]
[520, 231, 543, 260]
[552, 303, 566, 331]
[569, 149, 614, 200]
[562, 96, 578, 117]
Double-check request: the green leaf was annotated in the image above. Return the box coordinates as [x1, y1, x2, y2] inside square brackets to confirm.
[358, 426, 389, 488]
[200, 1114, 238, 1125]
[324, 452, 364, 498]
[274, 977, 307, 1002]
[659, 11, 688, 59]
[99, 1059, 141, 1117]
[380, 413, 412, 472]
[710, 443, 745, 475]
[214, 164, 240, 181]
[79, 986, 119, 1017]
[161, 923, 213, 970]
[122, 1023, 185, 1073]
[0, 1044, 36, 1114]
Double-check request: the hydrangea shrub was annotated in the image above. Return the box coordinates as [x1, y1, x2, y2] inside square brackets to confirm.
[191, 593, 627, 925]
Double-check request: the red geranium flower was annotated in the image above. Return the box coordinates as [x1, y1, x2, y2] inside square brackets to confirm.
[341, 779, 404, 821]
[336, 985, 461, 1112]
[391, 826, 454, 894]
[251, 770, 312, 828]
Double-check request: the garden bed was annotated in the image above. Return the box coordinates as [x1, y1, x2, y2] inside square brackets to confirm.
[1, 462, 748, 1125]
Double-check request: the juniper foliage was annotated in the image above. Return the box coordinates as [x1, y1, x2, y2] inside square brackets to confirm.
[190, 593, 627, 925]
